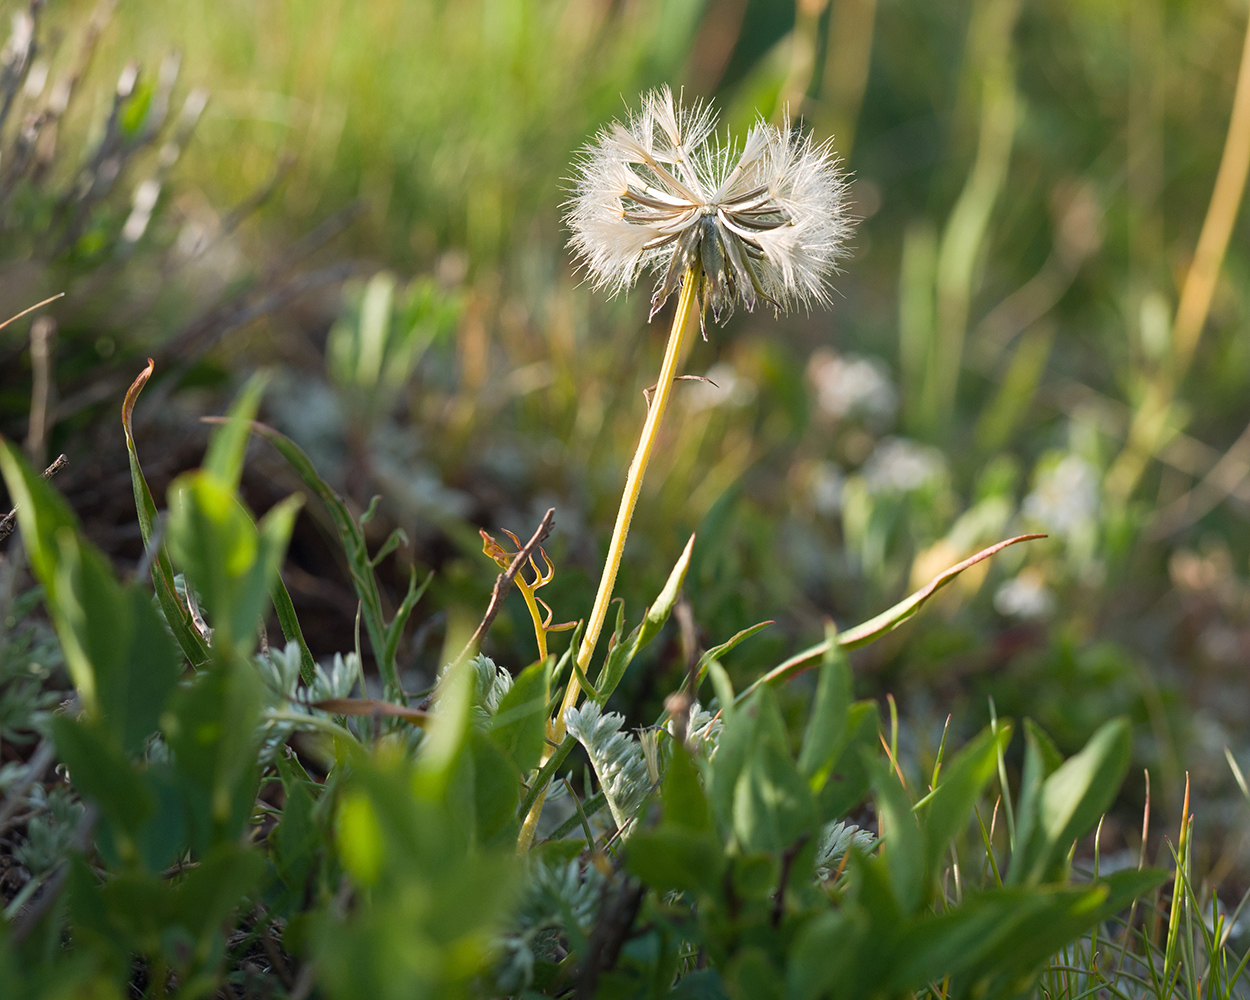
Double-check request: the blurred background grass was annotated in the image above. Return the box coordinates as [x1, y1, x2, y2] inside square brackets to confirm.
[3, 0, 1250, 876]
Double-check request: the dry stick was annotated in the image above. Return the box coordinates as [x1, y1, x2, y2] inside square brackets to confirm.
[1108, 8, 1250, 502]
[451, 508, 555, 670]
[0, 292, 63, 336]
[1147, 417, 1250, 539]
[24, 314, 55, 464]
[0, 453, 67, 543]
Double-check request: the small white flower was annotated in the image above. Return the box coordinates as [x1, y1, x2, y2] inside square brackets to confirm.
[566, 86, 852, 325]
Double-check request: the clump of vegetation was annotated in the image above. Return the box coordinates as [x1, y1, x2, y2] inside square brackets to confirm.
[1, 82, 1246, 1000]
[3, 0, 1250, 996]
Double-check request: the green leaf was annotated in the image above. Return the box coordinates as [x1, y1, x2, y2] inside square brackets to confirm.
[663, 742, 711, 832]
[739, 534, 1045, 699]
[815, 701, 881, 821]
[726, 948, 782, 1000]
[785, 910, 861, 1000]
[488, 658, 550, 774]
[692, 619, 773, 691]
[203, 373, 267, 493]
[173, 842, 266, 950]
[166, 471, 300, 658]
[122, 361, 211, 668]
[273, 755, 318, 892]
[416, 657, 474, 798]
[52, 716, 152, 846]
[1012, 718, 1064, 867]
[893, 869, 1165, 999]
[731, 687, 817, 854]
[596, 535, 695, 699]
[872, 759, 924, 915]
[0, 443, 180, 750]
[797, 625, 851, 785]
[468, 731, 521, 849]
[627, 827, 725, 898]
[922, 722, 1012, 880]
[1010, 717, 1132, 886]
[162, 658, 263, 848]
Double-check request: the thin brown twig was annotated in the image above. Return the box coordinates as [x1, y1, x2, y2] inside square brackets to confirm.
[1147, 417, 1250, 539]
[0, 292, 62, 336]
[452, 508, 556, 670]
[0, 452, 66, 542]
[24, 314, 55, 463]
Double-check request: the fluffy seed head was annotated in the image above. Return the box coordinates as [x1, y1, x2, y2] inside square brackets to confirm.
[566, 86, 853, 325]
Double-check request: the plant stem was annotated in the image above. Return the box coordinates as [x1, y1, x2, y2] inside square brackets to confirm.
[557, 267, 700, 738]
[515, 267, 700, 852]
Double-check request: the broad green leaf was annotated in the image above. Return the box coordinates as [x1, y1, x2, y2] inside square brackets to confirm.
[671, 970, 730, 1000]
[273, 755, 318, 893]
[1012, 718, 1064, 868]
[872, 759, 924, 915]
[726, 948, 782, 1000]
[1010, 717, 1132, 886]
[0, 443, 180, 749]
[468, 731, 521, 849]
[488, 658, 550, 773]
[50, 532, 181, 754]
[708, 673, 753, 841]
[922, 722, 1012, 879]
[416, 657, 474, 797]
[51, 717, 152, 849]
[906, 868, 1166, 1000]
[785, 910, 860, 1000]
[663, 742, 711, 831]
[798, 626, 851, 784]
[162, 657, 263, 848]
[166, 471, 300, 658]
[627, 827, 725, 898]
[815, 701, 881, 821]
[203, 373, 267, 492]
[174, 842, 266, 948]
[732, 688, 817, 855]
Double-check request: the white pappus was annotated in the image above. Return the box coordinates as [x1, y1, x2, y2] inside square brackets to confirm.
[566, 86, 853, 327]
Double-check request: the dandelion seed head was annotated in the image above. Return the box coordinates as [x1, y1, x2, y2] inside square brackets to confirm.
[566, 86, 853, 325]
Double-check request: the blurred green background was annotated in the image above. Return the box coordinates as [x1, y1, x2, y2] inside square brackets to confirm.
[2, 0, 1250, 874]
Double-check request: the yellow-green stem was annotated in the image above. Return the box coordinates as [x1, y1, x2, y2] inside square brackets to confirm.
[558, 268, 700, 732]
[516, 268, 700, 853]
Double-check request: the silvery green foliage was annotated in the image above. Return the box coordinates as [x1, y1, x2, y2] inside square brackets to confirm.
[668, 701, 722, 759]
[564, 702, 651, 831]
[0, 587, 64, 743]
[12, 786, 84, 878]
[435, 653, 512, 723]
[468, 654, 512, 720]
[257, 643, 360, 759]
[814, 820, 874, 881]
[493, 859, 606, 993]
